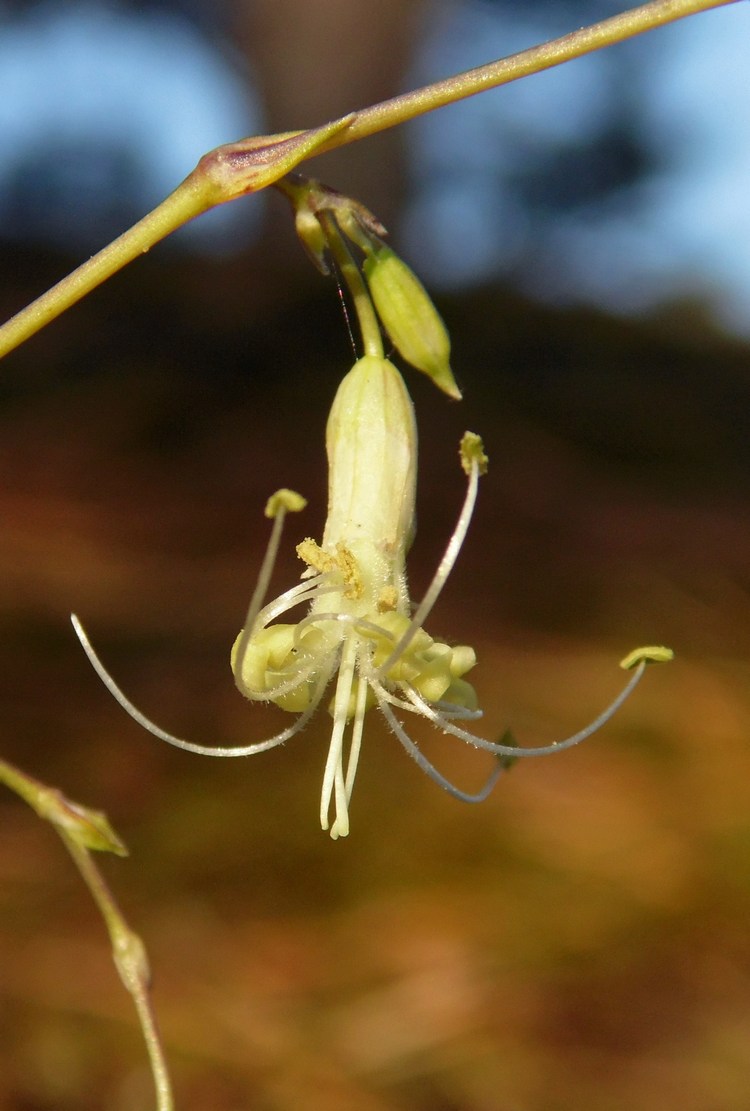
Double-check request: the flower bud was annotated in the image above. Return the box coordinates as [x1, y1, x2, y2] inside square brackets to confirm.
[363, 246, 461, 400]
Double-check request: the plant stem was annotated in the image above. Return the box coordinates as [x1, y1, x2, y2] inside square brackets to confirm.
[0, 175, 212, 358]
[318, 212, 383, 359]
[317, 0, 740, 151]
[63, 837, 174, 1111]
[0, 756, 174, 1111]
[0, 121, 351, 360]
[0, 0, 740, 359]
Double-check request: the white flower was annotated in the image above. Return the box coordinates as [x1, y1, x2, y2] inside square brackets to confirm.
[72, 355, 664, 839]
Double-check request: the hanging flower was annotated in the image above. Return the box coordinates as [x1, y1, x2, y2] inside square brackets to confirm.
[72, 173, 671, 838]
[72, 353, 669, 839]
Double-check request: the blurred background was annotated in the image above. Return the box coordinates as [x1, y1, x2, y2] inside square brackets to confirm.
[1, 1, 750, 1108]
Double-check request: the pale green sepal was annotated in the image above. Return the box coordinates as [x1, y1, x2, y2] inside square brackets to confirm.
[323, 355, 417, 572]
[363, 246, 461, 400]
[620, 645, 675, 670]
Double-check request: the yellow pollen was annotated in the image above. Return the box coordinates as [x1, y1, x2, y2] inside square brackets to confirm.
[377, 585, 399, 613]
[296, 538, 363, 599]
[297, 537, 334, 574]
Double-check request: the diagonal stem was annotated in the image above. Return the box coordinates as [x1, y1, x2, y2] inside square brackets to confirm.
[0, 0, 740, 359]
[0, 756, 174, 1111]
[61, 837, 174, 1111]
[319, 0, 740, 151]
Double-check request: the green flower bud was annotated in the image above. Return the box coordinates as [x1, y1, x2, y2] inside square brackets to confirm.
[363, 246, 461, 400]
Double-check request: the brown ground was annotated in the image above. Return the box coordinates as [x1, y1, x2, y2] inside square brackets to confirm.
[1, 249, 750, 1110]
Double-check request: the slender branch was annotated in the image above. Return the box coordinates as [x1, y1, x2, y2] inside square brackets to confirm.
[317, 0, 740, 151]
[62, 837, 174, 1111]
[0, 177, 213, 359]
[0, 0, 740, 359]
[317, 210, 384, 358]
[0, 756, 174, 1111]
[0, 119, 353, 360]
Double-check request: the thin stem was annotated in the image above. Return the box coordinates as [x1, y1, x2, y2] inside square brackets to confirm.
[71, 613, 333, 756]
[318, 211, 383, 358]
[0, 119, 352, 359]
[0, 172, 214, 359]
[0, 0, 728, 359]
[314, 0, 740, 153]
[0, 757, 173, 1111]
[61, 838, 174, 1111]
[0, 757, 50, 810]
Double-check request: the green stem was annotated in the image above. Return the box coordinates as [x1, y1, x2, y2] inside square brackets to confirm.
[0, 757, 44, 807]
[0, 119, 352, 361]
[0, 757, 174, 1111]
[62, 838, 174, 1111]
[316, 0, 740, 152]
[0, 172, 214, 359]
[0, 0, 739, 359]
[319, 212, 383, 359]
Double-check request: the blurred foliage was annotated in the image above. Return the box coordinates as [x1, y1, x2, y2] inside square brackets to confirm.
[1, 237, 750, 1108]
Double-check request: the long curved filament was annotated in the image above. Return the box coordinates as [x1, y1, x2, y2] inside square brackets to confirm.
[400, 660, 647, 757]
[71, 614, 332, 757]
[378, 698, 504, 803]
[377, 454, 480, 680]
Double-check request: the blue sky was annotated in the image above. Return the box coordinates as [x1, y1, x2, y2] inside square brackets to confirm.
[0, 1, 262, 251]
[403, 0, 750, 335]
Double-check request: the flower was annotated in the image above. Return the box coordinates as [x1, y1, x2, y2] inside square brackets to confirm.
[71, 354, 667, 840]
[230, 355, 483, 837]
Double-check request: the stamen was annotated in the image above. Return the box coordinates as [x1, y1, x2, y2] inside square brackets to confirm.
[254, 577, 335, 629]
[401, 660, 647, 757]
[377, 452, 480, 680]
[344, 670, 369, 801]
[378, 698, 504, 803]
[320, 638, 357, 836]
[246, 496, 301, 629]
[71, 614, 332, 757]
[293, 610, 395, 646]
[430, 699, 484, 721]
[232, 492, 308, 684]
[368, 675, 423, 715]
